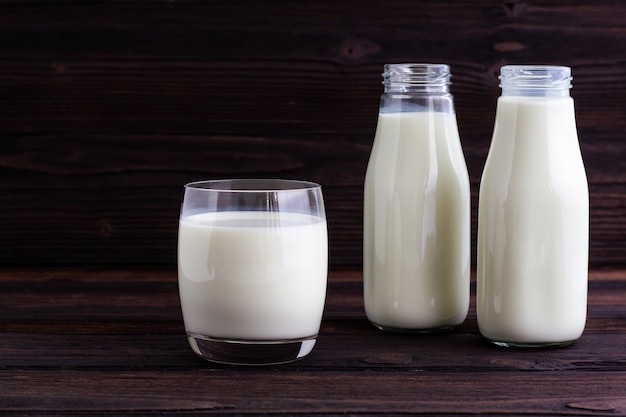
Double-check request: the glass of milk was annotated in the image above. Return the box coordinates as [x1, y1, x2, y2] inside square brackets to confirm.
[177, 179, 328, 365]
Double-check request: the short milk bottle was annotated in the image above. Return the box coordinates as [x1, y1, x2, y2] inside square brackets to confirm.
[363, 63, 470, 332]
[477, 65, 589, 347]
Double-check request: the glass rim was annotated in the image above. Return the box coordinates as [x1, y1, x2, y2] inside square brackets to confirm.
[184, 178, 322, 193]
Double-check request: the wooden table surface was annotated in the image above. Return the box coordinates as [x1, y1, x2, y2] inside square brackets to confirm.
[1, 267, 625, 416]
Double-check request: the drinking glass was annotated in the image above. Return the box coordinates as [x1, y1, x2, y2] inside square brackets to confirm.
[177, 179, 328, 365]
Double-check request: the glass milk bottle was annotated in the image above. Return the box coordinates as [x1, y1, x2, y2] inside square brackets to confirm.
[477, 65, 589, 347]
[363, 63, 471, 332]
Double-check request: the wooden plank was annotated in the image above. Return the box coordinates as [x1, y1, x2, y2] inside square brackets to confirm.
[1, 320, 626, 369]
[0, 163, 624, 267]
[0, 269, 623, 322]
[1, 370, 625, 415]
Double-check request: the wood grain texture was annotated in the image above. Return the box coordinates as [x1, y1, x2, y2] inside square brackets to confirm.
[1, 268, 626, 416]
[1, 0, 626, 268]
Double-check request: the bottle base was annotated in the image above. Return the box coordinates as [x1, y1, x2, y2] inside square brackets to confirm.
[187, 333, 317, 365]
[488, 339, 576, 349]
[369, 321, 458, 334]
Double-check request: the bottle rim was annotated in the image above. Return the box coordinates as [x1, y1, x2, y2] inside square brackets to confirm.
[382, 63, 451, 93]
[499, 65, 572, 90]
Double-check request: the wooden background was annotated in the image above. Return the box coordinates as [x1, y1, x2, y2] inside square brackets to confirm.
[1, 0, 625, 270]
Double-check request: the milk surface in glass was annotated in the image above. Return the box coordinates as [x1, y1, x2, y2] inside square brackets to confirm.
[363, 64, 470, 332]
[477, 65, 589, 347]
[178, 211, 328, 341]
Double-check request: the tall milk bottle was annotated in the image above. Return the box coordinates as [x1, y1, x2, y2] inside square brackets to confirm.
[363, 63, 471, 332]
[477, 65, 589, 347]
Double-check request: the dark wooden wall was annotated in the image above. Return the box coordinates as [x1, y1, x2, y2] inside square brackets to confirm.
[1, 0, 625, 269]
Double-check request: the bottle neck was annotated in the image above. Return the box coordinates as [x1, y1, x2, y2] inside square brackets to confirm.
[382, 63, 451, 94]
[500, 65, 572, 97]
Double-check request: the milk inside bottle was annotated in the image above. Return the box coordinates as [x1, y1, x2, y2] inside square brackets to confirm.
[477, 65, 589, 347]
[363, 63, 471, 332]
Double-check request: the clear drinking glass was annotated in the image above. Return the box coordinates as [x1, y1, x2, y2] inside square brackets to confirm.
[177, 179, 328, 365]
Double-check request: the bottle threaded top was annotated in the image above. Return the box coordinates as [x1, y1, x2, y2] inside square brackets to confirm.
[499, 65, 572, 97]
[382, 63, 450, 93]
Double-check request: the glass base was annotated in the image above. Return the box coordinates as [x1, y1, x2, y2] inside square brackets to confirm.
[370, 321, 457, 334]
[489, 339, 576, 349]
[187, 333, 317, 365]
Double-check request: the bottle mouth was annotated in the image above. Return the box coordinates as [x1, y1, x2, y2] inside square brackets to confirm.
[382, 63, 450, 93]
[499, 65, 572, 96]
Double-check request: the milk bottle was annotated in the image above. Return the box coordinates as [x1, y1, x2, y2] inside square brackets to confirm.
[477, 65, 589, 347]
[363, 63, 471, 332]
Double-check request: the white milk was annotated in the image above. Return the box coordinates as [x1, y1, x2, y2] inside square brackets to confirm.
[364, 111, 470, 330]
[178, 211, 328, 341]
[477, 95, 589, 344]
